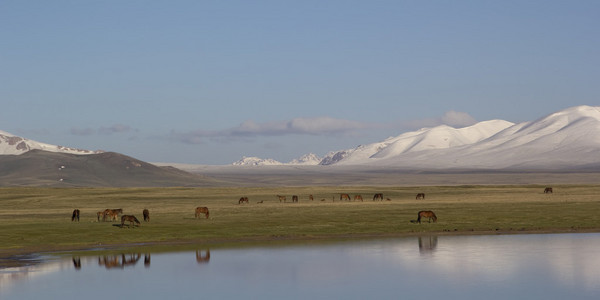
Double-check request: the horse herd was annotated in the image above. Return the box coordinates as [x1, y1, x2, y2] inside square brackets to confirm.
[71, 206, 210, 227]
[70, 187, 554, 227]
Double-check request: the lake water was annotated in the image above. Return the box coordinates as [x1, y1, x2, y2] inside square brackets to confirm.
[1, 233, 599, 299]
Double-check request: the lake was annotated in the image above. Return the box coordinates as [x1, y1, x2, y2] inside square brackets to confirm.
[1, 233, 599, 299]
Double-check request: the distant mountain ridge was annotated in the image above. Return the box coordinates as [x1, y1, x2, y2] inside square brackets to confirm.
[231, 105, 600, 170]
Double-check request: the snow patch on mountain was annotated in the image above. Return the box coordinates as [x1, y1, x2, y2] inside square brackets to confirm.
[0, 130, 102, 155]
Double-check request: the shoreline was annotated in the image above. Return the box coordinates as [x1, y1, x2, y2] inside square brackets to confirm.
[2, 227, 598, 268]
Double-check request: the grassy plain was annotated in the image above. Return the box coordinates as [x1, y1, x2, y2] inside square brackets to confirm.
[1, 185, 599, 256]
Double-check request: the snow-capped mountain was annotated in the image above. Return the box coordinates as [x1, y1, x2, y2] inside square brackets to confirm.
[232, 153, 323, 166]
[0, 130, 102, 155]
[232, 156, 284, 166]
[320, 119, 514, 165]
[288, 153, 322, 165]
[232, 105, 600, 170]
[322, 105, 600, 169]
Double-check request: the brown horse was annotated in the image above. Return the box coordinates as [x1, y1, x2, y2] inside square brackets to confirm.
[292, 195, 298, 203]
[309, 194, 314, 201]
[143, 209, 150, 222]
[97, 211, 105, 221]
[340, 193, 351, 201]
[373, 193, 384, 201]
[238, 196, 249, 204]
[195, 207, 210, 219]
[102, 208, 122, 221]
[416, 193, 425, 200]
[544, 187, 553, 194]
[417, 211, 437, 223]
[121, 215, 141, 228]
[71, 209, 80, 222]
[354, 195, 363, 202]
[277, 195, 286, 203]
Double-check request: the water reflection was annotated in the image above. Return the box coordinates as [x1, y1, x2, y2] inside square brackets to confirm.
[196, 249, 210, 264]
[418, 235, 438, 255]
[72, 257, 81, 270]
[2, 234, 600, 299]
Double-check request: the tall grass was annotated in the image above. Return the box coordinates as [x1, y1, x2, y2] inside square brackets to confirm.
[1, 185, 599, 253]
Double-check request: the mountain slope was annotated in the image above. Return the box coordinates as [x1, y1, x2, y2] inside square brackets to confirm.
[0, 150, 220, 187]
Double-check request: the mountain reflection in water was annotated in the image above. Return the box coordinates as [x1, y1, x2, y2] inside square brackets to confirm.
[2, 234, 600, 300]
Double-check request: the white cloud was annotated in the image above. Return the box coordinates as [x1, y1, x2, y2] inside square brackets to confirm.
[169, 111, 476, 145]
[70, 124, 134, 136]
[170, 117, 375, 144]
[402, 110, 477, 130]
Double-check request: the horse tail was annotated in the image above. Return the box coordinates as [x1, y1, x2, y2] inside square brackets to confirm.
[416, 212, 422, 223]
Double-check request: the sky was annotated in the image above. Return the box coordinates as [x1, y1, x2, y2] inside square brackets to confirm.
[2, 0, 600, 165]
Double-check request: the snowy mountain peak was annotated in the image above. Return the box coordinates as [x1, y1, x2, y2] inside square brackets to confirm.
[289, 153, 322, 165]
[0, 130, 102, 155]
[232, 156, 283, 166]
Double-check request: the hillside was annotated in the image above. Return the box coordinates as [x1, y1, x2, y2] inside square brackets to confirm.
[0, 150, 220, 187]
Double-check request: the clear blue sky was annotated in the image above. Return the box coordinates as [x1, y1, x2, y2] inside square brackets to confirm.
[2, 1, 599, 164]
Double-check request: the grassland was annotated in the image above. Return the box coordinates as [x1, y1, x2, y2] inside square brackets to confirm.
[1, 185, 599, 256]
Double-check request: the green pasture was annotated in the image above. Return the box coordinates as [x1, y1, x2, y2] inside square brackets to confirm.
[1, 185, 599, 254]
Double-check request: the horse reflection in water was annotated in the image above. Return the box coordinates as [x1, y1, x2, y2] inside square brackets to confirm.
[144, 253, 151, 268]
[72, 256, 81, 270]
[418, 236, 438, 255]
[196, 249, 210, 264]
[98, 253, 142, 269]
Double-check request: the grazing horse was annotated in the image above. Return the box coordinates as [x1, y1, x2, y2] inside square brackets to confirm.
[71, 209, 80, 222]
[416, 211, 437, 223]
[143, 209, 150, 222]
[340, 193, 351, 201]
[103, 210, 119, 222]
[544, 187, 553, 194]
[354, 195, 363, 202]
[121, 215, 141, 228]
[97, 211, 105, 221]
[292, 195, 298, 203]
[416, 193, 425, 200]
[309, 195, 314, 201]
[195, 207, 210, 219]
[373, 193, 384, 201]
[277, 195, 286, 203]
[102, 208, 122, 221]
[238, 196, 249, 204]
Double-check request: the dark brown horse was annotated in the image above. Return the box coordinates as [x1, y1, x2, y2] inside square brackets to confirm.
[292, 195, 298, 203]
[309, 194, 314, 201]
[71, 209, 80, 222]
[417, 211, 437, 223]
[195, 207, 210, 219]
[340, 193, 351, 201]
[239, 197, 249, 204]
[121, 215, 141, 228]
[373, 193, 384, 201]
[544, 187, 553, 194]
[416, 193, 425, 200]
[143, 209, 150, 222]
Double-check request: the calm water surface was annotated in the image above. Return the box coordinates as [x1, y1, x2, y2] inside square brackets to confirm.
[1, 233, 599, 299]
